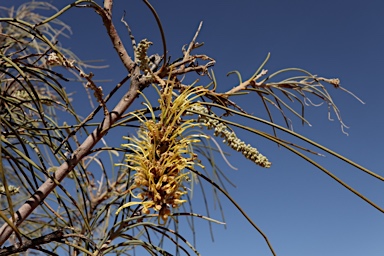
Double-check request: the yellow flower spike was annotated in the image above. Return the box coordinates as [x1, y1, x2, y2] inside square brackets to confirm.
[154, 193, 161, 202]
[156, 174, 169, 189]
[160, 182, 173, 191]
[137, 90, 157, 122]
[165, 188, 175, 195]
[155, 180, 163, 190]
[172, 199, 187, 207]
[173, 190, 187, 198]
[116, 82, 209, 223]
[142, 207, 150, 215]
[116, 200, 153, 215]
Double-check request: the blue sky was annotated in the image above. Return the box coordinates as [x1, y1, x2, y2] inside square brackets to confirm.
[6, 0, 384, 255]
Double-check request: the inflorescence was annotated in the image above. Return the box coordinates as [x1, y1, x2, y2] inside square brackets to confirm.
[116, 85, 207, 223]
[116, 84, 271, 224]
[188, 104, 271, 168]
[0, 183, 20, 195]
[135, 39, 153, 75]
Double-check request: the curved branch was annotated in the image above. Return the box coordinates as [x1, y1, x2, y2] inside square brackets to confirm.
[188, 167, 277, 256]
[0, 0, 145, 245]
[0, 230, 64, 256]
[142, 0, 167, 71]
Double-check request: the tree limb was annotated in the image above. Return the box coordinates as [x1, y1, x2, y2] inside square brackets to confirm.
[0, 0, 144, 246]
[0, 230, 64, 256]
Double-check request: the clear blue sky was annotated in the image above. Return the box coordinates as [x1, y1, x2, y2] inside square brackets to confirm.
[8, 0, 384, 255]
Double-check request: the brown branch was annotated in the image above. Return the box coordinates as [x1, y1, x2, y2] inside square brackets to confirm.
[94, 3, 135, 73]
[181, 21, 203, 69]
[0, 1, 217, 246]
[0, 230, 64, 256]
[225, 69, 268, 95]
[103, 0, 113, 16]
[0, 1, 145, 246]
[54, 74, 130, 154]
[169, 54, 215, 76]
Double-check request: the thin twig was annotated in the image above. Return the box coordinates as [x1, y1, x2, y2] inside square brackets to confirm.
[188, 167, 277, 256]
[0, 1, 144, 245]
[142, 0, 167, 71]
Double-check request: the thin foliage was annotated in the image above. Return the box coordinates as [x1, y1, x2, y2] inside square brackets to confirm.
[0, 1, 381, 256]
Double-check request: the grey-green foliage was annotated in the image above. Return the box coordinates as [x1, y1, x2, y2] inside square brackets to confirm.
[0, 1, 381, 256]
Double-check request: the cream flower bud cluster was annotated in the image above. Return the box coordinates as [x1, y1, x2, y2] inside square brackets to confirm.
[189, 104, 271, 168]
[0, 184, 20, 195]
[135, 39, 153, 74]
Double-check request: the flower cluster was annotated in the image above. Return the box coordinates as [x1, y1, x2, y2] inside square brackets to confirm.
[0, 183, 20, 195]
[47, 52, 75, 68]
[135, 39, 153, 75]
[189, 104, 271, 168]
[116, 85, 207, 223]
